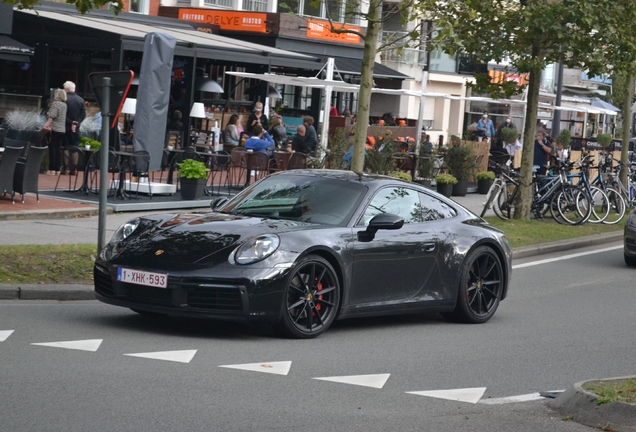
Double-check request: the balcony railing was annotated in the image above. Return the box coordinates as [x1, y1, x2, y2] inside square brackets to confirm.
[379, 31, 426, 66]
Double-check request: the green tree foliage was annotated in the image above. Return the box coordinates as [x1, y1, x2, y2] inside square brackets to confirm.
[419, 0, 634, 220]
[307, 0, 422, 174]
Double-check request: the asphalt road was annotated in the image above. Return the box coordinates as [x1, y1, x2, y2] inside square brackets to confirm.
[1, 244, 632, 431]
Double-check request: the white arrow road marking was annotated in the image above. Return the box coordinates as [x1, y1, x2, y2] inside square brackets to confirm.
[406, 387, 487, 404]
[219, 361, 292, 375]
[313, 373, 391, 389]
[513, 245, 622, 269]
[479, 390, 565, 405]
[124, 349, 197, 363]
[0, 330, 15, 342]
[31, 339, 103, 352]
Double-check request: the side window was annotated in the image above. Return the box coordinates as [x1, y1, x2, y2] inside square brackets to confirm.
[359, 187, 423, 226]
[419, 193, 457, 221]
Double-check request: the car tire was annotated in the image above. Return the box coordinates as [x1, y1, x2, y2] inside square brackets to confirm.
[624, 253, 636, 267]
[279, 255, 340, 339]
[446, 246, 503, 324]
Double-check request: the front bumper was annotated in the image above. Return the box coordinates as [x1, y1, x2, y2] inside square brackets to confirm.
[93, 262, 289, 323]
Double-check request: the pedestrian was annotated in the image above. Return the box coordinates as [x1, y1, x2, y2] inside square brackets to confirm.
[166, 110, 184, 132]
[476, 111, 496, 143]
[533, 130, 552, 174]
[421, 132, 433, 154]
[292, 125, 311, 154]
[46, 88, 67, 175]
[269, 116, 288, 148]
[246, 101, 269, 136]
[63, 81, 86, 147]
[303, 115, 318, 152]
[244, 124, 274, 154]
[223, 114, 241, 147]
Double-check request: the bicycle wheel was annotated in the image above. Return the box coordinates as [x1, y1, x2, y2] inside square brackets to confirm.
[480, 180, 502, 218]
[494, 182, 515, 220]
[602, 188, 626, 225]
[553, 186, 592, 225]
[587, 186, 609, 224]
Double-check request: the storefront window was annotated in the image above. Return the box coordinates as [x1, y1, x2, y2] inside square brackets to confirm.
[204, 0, 232, 6]
[130, 0, 148, 14]
[244, 0, 268, 12]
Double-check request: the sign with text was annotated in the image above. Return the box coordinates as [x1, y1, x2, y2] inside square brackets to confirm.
[306, 20, 360, 45]
[179, 9, 267, 33]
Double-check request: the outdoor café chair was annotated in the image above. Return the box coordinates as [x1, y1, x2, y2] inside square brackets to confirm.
[287, 152, 308, 170]
[0, 145, 24, 204]
[13, 145, 48, 203]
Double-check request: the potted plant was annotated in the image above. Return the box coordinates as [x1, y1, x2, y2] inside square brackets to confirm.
[596, 133, 613, 150]
[435, 173, 457, 198]
[177, 159, 209, 200]
[476, 171, 495, 194]
[445, 144, 475, 196]
[555, 129, 572, 149]
[2, 108, 46, 146]
[416, 150, 435, 187]
[499, 127, 519, 146]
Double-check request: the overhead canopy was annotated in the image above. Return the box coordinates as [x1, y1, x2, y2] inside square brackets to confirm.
[0, 35, 33, 62]
[16, 7, 321, 69]
[330, 56, 411, 80]
[591, 97, 620, 113]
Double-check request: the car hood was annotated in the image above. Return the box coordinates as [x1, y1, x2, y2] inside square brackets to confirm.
[110, 212, 316, 267]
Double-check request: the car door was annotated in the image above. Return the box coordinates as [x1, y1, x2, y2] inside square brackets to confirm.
[349, 186, 440, 306]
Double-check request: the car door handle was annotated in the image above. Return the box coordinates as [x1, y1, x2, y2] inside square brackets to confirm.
[423, 242, 436, 252]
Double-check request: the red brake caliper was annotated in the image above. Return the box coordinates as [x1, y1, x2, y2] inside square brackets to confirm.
[313, 278, 323, 314]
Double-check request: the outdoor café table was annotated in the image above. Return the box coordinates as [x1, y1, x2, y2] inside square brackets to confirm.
[78, 146, 99, 195]
[112, 150, 150, 200]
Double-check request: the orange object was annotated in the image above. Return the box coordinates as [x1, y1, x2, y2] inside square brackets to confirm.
[378, 119, 385, 126]
[398, 119, 406, 127]
[366, 136, 376, 147]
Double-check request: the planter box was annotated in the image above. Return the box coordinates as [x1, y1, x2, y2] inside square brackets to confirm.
[180, 178, 206, 200]
[436, 183, 453, 198]
[452, 179, 469, 197]
[477, 179, 493, 194]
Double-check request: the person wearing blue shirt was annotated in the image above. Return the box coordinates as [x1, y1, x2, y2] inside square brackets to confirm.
[476, 111, 496, 142]
[244, 124, 274, 154]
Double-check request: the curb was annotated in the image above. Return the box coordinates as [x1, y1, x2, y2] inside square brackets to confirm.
[513, 230, 623, 259]
[0, 207, 103, 221]
[0, 284, 95, 301]
[548, 376, 636, 431]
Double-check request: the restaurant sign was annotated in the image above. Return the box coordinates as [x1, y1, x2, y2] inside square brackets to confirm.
[306, 20, 360, 45]
[179, 9, 267, 33]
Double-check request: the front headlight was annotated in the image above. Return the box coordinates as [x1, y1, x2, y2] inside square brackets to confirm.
[110, 218, 141, 244]
[233, 234, 280, 265]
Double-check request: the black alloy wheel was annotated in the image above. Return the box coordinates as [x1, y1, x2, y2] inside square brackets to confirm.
[280, 255, 340, 339]
[448, 246, 503, 324]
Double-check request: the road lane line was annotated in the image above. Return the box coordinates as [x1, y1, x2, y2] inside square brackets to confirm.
[512, 245, 622, 269]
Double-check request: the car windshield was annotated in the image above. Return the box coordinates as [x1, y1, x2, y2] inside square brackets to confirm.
[220, 174, 367, 226]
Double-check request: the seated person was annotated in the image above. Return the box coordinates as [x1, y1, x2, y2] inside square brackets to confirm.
[166, 110, 184, 132]
[223, 114, 241, 147]
[244, 124, 274, 154]
[291, 125, 312, 154]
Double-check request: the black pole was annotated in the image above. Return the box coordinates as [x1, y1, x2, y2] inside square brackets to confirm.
[97, 77, 111, 252]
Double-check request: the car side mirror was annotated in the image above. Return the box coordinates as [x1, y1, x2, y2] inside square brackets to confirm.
[211, 197, 228, 210]
[357, 213, 404, 242]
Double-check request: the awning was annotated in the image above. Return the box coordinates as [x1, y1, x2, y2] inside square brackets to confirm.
[330, 56, 411, 80]
[591, 97, 619, 113]
[16, 7, 321, 69]
[0, 35, 34, 62]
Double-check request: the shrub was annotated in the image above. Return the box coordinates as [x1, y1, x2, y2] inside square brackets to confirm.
[476, 171, 495, 181]
[499, 127, 519, 144]
[435, 173, 458, 185]
[445, 145, 475, 180]
[555, 129, 572, 148]
[596, 133, 613, 149]
[177, 159, 209, 179]
[389, 171, 412, 182]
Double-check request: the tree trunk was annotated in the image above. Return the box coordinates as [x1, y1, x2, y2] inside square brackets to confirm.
[620, 70, 634, 187]
[351, 0, 381, 174]
[514, 61, 542, 220]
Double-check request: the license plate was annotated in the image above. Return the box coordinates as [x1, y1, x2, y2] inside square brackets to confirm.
[117, 268, 168, 288]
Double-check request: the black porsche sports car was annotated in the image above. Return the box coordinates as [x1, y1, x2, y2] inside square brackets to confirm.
[94, 170, 512, 338]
